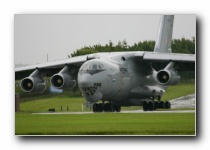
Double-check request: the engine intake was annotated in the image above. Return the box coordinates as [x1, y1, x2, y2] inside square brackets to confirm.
[21, 77, 46, 93]
[156, 69, 180, 85]
[51, 73, 76, 89]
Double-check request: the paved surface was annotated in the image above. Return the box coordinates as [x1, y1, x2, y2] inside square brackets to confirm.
[170, 93, 195, 109]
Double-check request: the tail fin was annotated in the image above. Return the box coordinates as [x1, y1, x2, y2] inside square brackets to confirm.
[154, 15, 174, 53]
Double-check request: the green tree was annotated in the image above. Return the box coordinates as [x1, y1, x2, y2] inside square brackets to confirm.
[70, 38, 195, 57]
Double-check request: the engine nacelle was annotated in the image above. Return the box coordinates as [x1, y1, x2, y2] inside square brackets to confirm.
[50, 73, 76, 90]
[156, 69, 180, 85]
[21, 77, 46, 93]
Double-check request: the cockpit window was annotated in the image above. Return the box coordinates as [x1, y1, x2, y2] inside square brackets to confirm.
[81, 63, 106, 71]
[98, 64, 106, 70]
[98, 65, 102, 70]
[92, 64, 97, 70]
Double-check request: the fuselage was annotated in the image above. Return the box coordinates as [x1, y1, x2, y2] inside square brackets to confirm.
[77, 53, 168, 106]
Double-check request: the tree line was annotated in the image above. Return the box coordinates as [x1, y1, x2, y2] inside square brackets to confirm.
[70, 37, 195, 57]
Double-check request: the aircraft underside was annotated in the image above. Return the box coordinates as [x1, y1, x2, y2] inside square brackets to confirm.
[91, 100, 171, 112]
[91, 95, 171, 112]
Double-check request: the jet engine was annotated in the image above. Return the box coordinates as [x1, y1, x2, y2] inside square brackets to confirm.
[156, 69, 180, 85]
[21, 77, 46, 93]
[51, 73, 76, 89]
[50, 66, 76, 90]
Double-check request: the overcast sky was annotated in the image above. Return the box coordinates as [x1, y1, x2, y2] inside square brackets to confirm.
[14, 14, 196, 65]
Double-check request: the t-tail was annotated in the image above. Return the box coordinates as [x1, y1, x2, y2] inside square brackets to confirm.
[154, 15, 174, 53]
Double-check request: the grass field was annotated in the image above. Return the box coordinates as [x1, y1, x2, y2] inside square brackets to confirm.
[15, 82, 195, 135]
[15, 113, 195, 135]
[161, 83, 195, 101]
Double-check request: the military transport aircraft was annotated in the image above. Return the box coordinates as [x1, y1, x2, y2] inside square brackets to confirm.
[15, 15, 195, 112]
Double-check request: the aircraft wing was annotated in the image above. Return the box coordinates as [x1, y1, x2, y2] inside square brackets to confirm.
[15, 51, 195, 80]
[134, 52, 195, 71]
[15, 55, 88, 80]
[135, 52, 195, 62]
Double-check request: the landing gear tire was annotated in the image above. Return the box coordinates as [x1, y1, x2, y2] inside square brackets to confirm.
[98, 103, 103, 112]
[143, 101, 148, 111]
[93, 103, 98, 112]
[143, 101, 154, 111]
[142, 101, 171, 111]
[148, 102, 154, 111]
[154, 101, 159, 110]
[114, 105, 121, 112]
[165, 101, 171, 109]
[92, 102, 120, 112]
[160, 101, 165, 109]
[104, 103, 112, 112]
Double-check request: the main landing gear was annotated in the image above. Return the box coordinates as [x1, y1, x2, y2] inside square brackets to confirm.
[92, 103, 121, 112]
[143, 96, 171, 111]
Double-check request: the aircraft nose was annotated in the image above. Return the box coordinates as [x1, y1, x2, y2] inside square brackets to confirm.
[78, 73, 103, 102]
[79, 73, 92, 87]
